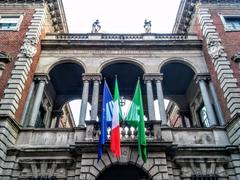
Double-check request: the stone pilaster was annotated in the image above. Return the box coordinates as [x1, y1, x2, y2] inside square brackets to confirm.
[0, 7, 47, 119]
[197, 8, 240, 119]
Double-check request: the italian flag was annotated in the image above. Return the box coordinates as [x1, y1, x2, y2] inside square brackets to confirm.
[110, 77, 122, 157]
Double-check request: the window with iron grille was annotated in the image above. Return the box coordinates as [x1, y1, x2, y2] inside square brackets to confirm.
[220, 15, 240, 31]
[197, 105, 210, 127]
[0, 14, 23, 31]
[191, 174, 219, 180]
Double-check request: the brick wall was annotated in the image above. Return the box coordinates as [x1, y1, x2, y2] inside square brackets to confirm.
[192, 16, 231, 122]
[0, 8, 35, 100]
[210, 9, 240, 86]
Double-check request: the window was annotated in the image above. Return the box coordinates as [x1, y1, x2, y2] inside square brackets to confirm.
[0, 15, 22, 31]
[220, 15, 240, 31]
[198, 105, 210, 127]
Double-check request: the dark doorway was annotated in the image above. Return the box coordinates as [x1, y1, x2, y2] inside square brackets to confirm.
[96, 164, 151, 180]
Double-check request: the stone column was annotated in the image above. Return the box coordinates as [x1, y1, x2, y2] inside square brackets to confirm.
[90, 75, 102, 121]
[209, 81, 225, 126]
[196, 75, 217, 127]
[20, 81, 35, 126]
[28, 76, 48, 127]
[143, 75, 156, 121]
[155, 74, 167, 125]
[79, 75, 90, 127]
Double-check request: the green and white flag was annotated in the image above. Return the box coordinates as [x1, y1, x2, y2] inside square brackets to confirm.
[125, 80, 147, 162]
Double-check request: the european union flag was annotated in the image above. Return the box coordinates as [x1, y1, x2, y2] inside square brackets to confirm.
[98, 80, 113, 161]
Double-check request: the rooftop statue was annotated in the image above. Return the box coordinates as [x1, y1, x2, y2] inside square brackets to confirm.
[91, 19, 101, 33]
[144, 19, 151, 33]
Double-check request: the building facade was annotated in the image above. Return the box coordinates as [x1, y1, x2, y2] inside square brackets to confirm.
[0, 0, 240, 179]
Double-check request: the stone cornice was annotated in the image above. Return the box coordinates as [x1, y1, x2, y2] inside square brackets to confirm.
[172, 0, 240, 34]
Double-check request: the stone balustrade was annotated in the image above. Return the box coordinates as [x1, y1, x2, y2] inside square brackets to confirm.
[14, 124, 229, 147]
[45, 33, 198, 41]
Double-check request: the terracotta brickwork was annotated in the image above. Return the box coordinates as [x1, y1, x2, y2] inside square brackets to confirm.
[0, 8, 35, 100]
[210, 9, 240, 86]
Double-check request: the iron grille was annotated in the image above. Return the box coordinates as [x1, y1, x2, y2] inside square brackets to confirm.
[191, 175, 219, 180]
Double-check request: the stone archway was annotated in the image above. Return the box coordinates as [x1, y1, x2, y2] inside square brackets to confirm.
[79, 148, 168, 180]
[96, 164, 151, 180]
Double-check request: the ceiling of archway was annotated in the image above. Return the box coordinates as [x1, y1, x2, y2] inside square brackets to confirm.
[160, 62, 195, 95]
[101, 62, 145, 96]
[49, 62, 84, 95]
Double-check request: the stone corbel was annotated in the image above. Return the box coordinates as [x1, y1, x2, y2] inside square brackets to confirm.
[0, 51, 11, 77]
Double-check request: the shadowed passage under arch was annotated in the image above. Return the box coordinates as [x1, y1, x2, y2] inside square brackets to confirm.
[160, 62, 196, 127]
[96, 164, 151, 180]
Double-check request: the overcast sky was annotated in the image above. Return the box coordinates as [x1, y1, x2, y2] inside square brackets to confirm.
[62, 0, 181, 33]
[62, 0, 181, 124]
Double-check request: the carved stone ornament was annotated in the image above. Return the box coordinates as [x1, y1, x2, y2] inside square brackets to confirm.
[21, 38, 37, 58]
[231, 52, 240, 63]
[19, 159, 73, 178]
[0, 51, 11, 76]
[207, 38, 225, 59]
[175, 157, 229, 179]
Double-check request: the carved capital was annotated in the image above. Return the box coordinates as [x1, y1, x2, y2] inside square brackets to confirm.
[34, 74, 50, 83]
[21, 38, 37, 58]
[143, 73, 163, 82]
[82, 73, 102, 81]
[194, 73, 210, 83]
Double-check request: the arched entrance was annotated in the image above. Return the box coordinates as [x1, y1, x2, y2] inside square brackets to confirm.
[47, 62, 85, 128]
[160, 61, 195, 127]
[96, 164, 151, 180]
[100, 62, 147, 118]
